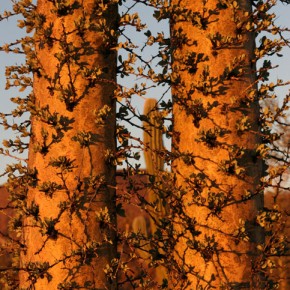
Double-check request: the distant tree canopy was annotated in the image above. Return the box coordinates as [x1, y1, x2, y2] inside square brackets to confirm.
[0, 0, 290, 289]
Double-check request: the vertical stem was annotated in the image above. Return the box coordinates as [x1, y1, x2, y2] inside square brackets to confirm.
[171, 0, 263, 287]
[19, 1, 118, 289]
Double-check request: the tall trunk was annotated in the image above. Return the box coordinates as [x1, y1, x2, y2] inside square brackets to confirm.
[19, 1, 117, 289]
[171, 0, 263, 288]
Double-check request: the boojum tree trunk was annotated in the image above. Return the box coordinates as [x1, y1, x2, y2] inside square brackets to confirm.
[171, 0, 263, 288]
[19, 1, 117, 289]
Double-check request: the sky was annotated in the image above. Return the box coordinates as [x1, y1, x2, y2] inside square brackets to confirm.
[0, 1, 290, 183]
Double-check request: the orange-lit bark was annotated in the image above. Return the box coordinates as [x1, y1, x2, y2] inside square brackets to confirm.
[171, 0, 263, 287]
[19, 1, 117, 288]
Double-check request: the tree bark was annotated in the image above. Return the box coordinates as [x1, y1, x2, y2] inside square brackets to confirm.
[19, 1, 117, 289]
[171, 0, 263, 288]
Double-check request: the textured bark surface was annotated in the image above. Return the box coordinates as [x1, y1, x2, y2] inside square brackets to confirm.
[19, 1, 117, 289]
[171, 0, 263, 287]
[0, 186, 13, 269]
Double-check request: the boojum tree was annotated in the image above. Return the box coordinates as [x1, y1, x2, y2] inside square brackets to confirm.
[170, 0, 263, 287]
[2, 0, 118, 289]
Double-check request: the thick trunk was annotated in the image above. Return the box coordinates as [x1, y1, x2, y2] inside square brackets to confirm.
[19, 1, 117, 289]
[171, 0, 263, 288]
